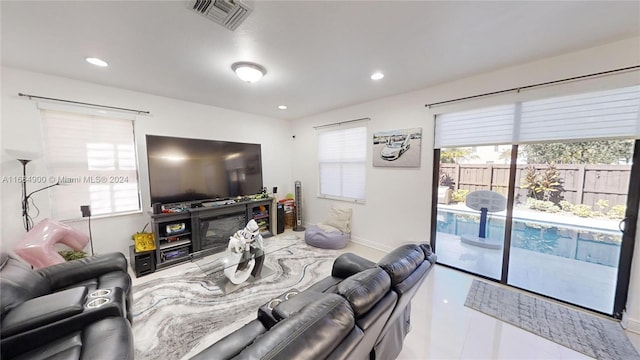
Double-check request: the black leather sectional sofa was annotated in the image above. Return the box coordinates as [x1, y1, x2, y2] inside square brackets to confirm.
[0, 252, 134, 360]
[192, 242, 437, 360]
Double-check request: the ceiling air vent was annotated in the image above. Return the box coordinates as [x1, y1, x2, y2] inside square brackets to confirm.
[190, 0, 253, 31]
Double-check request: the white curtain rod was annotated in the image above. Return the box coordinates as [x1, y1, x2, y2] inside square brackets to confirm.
[314, 117, 370, 130]
[425, 65, 640, 108]
[18, 92, 151, 115]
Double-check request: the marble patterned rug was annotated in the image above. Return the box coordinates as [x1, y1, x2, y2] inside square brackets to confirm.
[132, 240, 339, 360]
[465, 279, 640, 360]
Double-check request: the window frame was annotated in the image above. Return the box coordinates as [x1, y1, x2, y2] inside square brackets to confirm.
[40, 106, 142, 220]
[317, 124, 367, 203]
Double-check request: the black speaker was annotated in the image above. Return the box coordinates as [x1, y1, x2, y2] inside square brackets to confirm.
[152, 203, 162, 214]
[129, 246, 155, 277]
[293, 180, 305, 231]
[277, 203, 285, 234]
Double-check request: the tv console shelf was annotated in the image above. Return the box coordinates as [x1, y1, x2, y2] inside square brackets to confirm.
[149, 198, 275, 271]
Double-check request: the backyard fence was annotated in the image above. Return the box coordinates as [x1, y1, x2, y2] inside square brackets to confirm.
[440, 164, 631, 208]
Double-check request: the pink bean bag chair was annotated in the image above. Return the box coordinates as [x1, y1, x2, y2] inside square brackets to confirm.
[13, 218, 89, 269]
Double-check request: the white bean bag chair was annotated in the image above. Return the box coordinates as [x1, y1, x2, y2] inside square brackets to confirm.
[305, 206, 352, 249]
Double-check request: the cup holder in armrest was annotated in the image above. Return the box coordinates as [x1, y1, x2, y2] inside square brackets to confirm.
[267, 289, 299, 310]
[86, 297, 111, 309]
[89, 289, 112, 298]
[258, 288, 303, 329]
[267, 299, 283, 311]
[81, 287, 126, 318]
[284, 290, 299, 300]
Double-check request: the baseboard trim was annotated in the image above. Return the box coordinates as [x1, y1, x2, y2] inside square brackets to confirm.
[622, 313, 640, 334]
[350, 236, 394, 253]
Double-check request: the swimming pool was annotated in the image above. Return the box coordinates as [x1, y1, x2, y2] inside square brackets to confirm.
[436, 208, 622, 267]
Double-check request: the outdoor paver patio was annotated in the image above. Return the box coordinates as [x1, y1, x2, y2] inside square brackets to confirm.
[436, 232, 617, 314]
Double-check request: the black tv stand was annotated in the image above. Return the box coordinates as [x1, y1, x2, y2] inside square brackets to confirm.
[148, 198, 276, 272]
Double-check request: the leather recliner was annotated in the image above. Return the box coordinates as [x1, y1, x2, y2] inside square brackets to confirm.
[373, 243, 437, 360]
[6, 316, 133, 360]
[193, 242, 437, 360]
[0, 252, 134, 359]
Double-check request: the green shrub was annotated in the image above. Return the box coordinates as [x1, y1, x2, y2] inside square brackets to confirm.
[439, 172, 455, 188]
[526, 198, 560, 213]
[58, 250, 87, 262]
[607, 205, 626, 219]
[526, 197, 536, 207]
[539, 201, 560, 213]
[451, 189, 469, 203]
[572, 204, 594, 218]
[559, 200, 574, 212]
[520, 164, 563, 202]
[595, 199, 609, 213]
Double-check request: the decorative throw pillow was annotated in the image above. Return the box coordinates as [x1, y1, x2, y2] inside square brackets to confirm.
[317, 223, 340, 232]
[322, 205, 352, 233]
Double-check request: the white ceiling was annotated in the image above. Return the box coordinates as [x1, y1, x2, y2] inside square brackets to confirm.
[2, 1, 639, 120]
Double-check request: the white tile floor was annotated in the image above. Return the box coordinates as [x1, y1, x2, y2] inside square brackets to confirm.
[131, 233, 640, 359]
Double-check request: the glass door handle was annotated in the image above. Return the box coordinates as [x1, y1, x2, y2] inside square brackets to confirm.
[618, 218, 627, 233]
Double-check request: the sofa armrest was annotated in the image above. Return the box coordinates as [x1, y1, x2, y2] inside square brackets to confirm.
[272, 290, 323, 321]
[1, 291, 126, 357]
[419, 243, 438, 264]
[1, 287, 87, 337]
[2, 316, 133, 360]
[331, 253, 376, 279]
[237, 294, 355, 360]
[190, 320, 267, 360]
[37, 253, 127, 290]
[76, 317, 134, 360]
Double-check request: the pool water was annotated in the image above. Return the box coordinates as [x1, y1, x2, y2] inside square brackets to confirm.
[437, 210, 621, 267]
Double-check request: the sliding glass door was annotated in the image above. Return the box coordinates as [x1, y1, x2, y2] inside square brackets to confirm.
[430, 84, 640, 316]
[435, 145, 510, 280]
[433, 140, 639, 316]
[507, 140, 636, 314]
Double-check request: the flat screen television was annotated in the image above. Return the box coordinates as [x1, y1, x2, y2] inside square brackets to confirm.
[146, 135, 263, 204]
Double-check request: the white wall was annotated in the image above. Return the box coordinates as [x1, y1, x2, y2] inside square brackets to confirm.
[291, 37, 640, 325]
[1, 67, 293, 256]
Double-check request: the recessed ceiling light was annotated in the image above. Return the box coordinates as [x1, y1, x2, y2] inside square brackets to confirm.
[371, 72, 384, 80]
[86, 57, 108, 67]
[278, 105, 287, 110]
[231, 62, 267, 83]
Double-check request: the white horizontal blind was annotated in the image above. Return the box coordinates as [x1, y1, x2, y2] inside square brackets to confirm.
[42, 110, 141, 220]
[434, 85, 640, 148]
[318, 126, 367, 202]
[519, 85, 640, 142]
[434, 104, 515, 147]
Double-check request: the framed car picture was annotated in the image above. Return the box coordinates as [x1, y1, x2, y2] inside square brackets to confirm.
[372, 127, 422, 167]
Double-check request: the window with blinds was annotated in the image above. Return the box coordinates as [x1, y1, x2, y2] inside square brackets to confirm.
[317, 125, 367, 202]
[434, 85, 640, 148]
[41, 110, 141, 220]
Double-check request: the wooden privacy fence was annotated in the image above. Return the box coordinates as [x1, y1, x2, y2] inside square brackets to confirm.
[440, 164, 631, 208]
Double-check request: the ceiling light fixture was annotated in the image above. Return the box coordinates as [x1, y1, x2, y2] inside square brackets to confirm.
[231, 62, 266, 83]
[371, 72, 384, 80]
[278, 105, 287, 110]
[86, 57, 108, 67]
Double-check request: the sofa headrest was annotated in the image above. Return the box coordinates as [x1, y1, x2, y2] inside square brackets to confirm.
[419, 243, 438, 264]
[337, 267, 391, 318]
[331, 252, 377, 279]
[0, 254, 50, 316]
[237, 293, 354, 359]
[378, 244, 425, 285]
